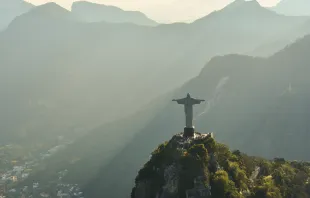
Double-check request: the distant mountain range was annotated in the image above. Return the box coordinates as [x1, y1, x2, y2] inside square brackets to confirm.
[12, 1, 310, 197]
[1, 0, 310, 32]
[271, 0, 310, 16]
[0, 0, 33, 30]
[1, 0, 308, 144]
[71, 1, 158, 26]
[0, 0, 157, 32]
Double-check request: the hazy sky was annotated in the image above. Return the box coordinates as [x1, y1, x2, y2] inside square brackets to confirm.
[26, 0, 281, 23]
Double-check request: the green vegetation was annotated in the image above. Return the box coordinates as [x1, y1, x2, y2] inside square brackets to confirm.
[132, 133, 310, 198]
[211, 170, 240, 198]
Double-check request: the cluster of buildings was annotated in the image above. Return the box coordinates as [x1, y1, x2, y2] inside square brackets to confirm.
[56, 183, 84, 198]
[1, 174, 84, 198]
[0, 141, 81, 198]
[0, 164, 33, 197]
[1, 165, 32, 182]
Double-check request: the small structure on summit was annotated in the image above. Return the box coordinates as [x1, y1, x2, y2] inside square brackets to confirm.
[172, 93, 205, 137]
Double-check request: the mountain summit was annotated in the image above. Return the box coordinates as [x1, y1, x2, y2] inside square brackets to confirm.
[6, 2, 74, 31]
[224, 0, 262, 11]
[24, 2, 70, 19]
[192, 0, 296, 30]
[131, 132, 310, 198]
[213, 0, 273, 17]
[71, 1, 158, 26]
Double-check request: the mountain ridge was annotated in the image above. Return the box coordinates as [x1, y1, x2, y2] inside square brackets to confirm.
[21, 2, 71, 18]
[71, 1, 158, 26]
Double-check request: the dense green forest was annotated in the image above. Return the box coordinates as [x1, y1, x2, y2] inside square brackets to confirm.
[132, 133, 310, 198]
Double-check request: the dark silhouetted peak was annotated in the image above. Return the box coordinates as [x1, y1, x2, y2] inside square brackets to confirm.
[71, 1, 157, 26]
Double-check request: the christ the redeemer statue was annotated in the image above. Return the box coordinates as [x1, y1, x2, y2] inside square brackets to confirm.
[173, 93, 205, 137]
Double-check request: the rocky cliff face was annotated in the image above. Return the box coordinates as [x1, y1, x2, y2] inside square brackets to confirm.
[132, 132, 216, 198]
[131, 132, 310, 198]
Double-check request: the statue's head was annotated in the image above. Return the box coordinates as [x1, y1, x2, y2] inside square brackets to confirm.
[187, 93, 191, 97]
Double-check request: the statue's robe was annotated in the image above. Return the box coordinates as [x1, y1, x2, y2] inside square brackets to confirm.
[174, 97, 204, 128]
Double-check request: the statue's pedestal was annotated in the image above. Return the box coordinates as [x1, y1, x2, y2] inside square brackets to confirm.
[184, 127, 195, 137]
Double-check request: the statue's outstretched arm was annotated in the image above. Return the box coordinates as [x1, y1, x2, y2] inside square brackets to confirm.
[172, 98, 186, 104]
[192, 98, 205, 104]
